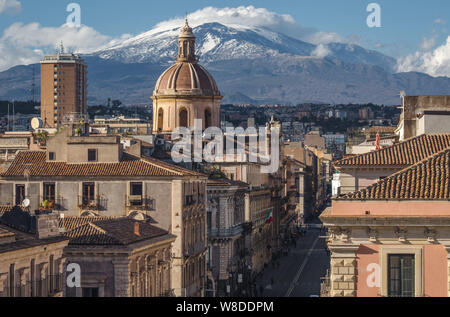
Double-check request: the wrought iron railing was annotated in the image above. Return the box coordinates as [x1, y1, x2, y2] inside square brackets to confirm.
[125, 195, 155, 211]
[77, 195, 107, 211]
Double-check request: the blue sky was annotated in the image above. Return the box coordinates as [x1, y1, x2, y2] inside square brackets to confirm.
[0, 0, 449, 75]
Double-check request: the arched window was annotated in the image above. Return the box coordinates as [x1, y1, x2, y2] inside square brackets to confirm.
[157, 108, 164, 132]
[179, 109, 188, 128]
[204, 109, 212, 129]
[183, 41, 188, 57]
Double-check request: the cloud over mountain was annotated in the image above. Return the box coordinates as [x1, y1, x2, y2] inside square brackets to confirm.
[397, 36, 450, 77]
[154, 6, 348, 45]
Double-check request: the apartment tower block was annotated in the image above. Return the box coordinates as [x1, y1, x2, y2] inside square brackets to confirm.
[40, 51, 87, 128]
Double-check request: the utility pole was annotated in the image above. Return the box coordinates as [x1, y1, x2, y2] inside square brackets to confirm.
[7, 102, 10, 131]
[12, 100, 15, 131]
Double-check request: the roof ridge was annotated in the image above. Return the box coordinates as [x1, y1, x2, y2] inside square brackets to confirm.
[338, 147, 450, 200]
[334, 133, 450, 167]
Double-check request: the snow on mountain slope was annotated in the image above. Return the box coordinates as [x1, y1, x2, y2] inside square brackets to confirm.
[91, 22, 396, 72]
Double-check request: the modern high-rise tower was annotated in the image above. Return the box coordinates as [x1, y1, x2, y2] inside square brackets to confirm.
[40, 50, 87, 128]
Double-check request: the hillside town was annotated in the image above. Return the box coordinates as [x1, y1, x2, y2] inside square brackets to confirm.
[0, 11, 449, 301]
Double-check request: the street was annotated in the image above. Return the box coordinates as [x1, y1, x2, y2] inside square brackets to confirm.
[255, 223, 330, 297]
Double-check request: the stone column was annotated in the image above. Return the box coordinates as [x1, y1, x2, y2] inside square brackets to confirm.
[329, 244, 359, 297]
[113, 259, 131, 297]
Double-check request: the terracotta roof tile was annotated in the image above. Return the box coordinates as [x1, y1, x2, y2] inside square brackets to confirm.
[338, 148, 450, 200]
[64, 218, 172, 246]
[335, 134, 450, 167]
[60, 216, 118, 232]
[2, 151, 205, 178]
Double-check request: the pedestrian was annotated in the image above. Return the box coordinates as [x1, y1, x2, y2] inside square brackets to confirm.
[259, 285, 264, 296]
[271, 277, 274, 285]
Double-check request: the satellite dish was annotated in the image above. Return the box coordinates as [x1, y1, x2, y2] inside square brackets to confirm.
[22, 199, 30, 208]
[31, 117, 43, 130]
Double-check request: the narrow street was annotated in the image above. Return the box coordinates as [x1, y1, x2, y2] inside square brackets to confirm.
[255, 223, 330, 297]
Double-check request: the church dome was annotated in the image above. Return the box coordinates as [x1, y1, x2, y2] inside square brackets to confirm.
[153, 19, 221, 97]
[154, 62, 220, 97]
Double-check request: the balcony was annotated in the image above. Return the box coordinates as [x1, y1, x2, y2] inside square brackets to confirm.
[77, 195, 106, 211]
[185, 241, 206, 258]
[39, 196, 64, 211]
[208, 224, 244, 238]
[125, 195, 155, 211]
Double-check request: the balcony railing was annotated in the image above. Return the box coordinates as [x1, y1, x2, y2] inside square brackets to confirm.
[39, 196, 64, 211]
[209, 224, 244, 238]
[125, 195, 155, 211]
[77, 195, 106, 211]
[185, 241, 206, 257]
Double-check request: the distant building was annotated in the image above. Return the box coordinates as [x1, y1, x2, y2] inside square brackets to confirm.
[358, 107, 374, 121]
[304, 131, 326, 150]
[396, 95, 450, 141]
[40, 52, 87, 128]
[91, 116, 151, 135]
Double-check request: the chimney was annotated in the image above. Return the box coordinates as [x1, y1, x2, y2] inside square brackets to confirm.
[134, 222, 140, 237]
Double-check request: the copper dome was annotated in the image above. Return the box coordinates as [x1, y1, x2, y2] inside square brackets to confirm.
[154, 62, 220, 97]
[153, 19, 221, 98]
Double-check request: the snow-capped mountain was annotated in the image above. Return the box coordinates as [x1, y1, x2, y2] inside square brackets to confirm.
[91, 22, 396, 72]
[1, 22, 449, 105]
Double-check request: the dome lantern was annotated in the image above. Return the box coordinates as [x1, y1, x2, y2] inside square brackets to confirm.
[177, 19, 197, 63]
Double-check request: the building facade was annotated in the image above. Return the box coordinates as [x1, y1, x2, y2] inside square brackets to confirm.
[0, 126, 208, 297]
[0, 207, 69, 297]
[206, 178, 250, 296]
[40, 52, 87, 128]
[62, 217, 176, 297]
[334, 134, 450, 195]
[322, 148, 450, 297]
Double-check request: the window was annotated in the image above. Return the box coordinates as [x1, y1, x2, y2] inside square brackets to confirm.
[82, 288, 99, 297]
[82, 183, 95, 205]
[388, 254, 415, 297]
[130, 183, 143, 196]
[43, 183, 56, 202]
[49, 152, 56, 161]
[88, 149, 97, 162]
[130, 182, 143, 206]
[15, 185, 25, 205]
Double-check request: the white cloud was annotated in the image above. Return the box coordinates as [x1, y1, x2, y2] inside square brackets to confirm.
[434, 19, 446, 25]
[419, 36, 436, 51]
[153, 6, 350, 45]
[311, 44, 331, 58]
[0, 0, 21, 14]
[0, 22, 128, 71]
[397, 36, 450, 77]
